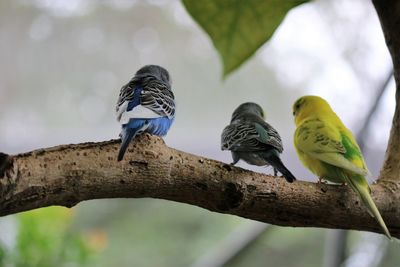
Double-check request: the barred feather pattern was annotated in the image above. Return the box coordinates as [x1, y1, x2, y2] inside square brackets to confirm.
[141, 79, 175, 118]
[116, 84, 134, 108]
[221, 120, 283, 153]
[116, 75, 175, 119]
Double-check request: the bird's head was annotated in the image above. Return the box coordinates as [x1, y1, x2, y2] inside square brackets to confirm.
[231, 102, 265, 122]
[292, 95, 333, 125]
[134, 65, 171, 85]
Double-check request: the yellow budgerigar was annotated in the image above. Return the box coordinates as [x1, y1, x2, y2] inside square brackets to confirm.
[292, 95, 391, 239]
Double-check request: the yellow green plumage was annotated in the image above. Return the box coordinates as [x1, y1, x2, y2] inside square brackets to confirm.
[293, 95, 391, 239]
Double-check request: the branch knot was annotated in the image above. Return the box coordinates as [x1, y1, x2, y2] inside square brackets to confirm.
[0, 153, 20, 201]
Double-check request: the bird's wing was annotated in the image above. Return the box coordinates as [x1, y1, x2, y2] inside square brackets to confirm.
[116, 81, 175, 124]
[295, 119, 369, 176]
[141, 80, 175, 119]
[116, 84, 133, 118]
[116, 83, 139, 123]
[256, 121, 283, 153]
[221, 121, 282, 152]
[340, 129, 371, 174]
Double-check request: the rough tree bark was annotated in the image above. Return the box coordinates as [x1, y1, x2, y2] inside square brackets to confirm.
[0, 0, 399, 238]
[373, 0, 400, 184]
[0, 135, 399, 237]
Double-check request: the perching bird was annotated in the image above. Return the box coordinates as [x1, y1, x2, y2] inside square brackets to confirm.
[292, 95, 391, 239]
[115, 65, 175, 161]
[221, 102, 296, 183]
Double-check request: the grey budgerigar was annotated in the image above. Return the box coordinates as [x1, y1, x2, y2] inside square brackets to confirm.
[221, 102, 296, 183]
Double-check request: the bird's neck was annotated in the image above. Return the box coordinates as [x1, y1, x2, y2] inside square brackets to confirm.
[295, 109, 343, 127]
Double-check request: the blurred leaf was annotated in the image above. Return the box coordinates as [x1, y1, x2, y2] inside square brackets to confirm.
[0, 245, 6, 267]
[14, 207, 94, 267]
[182, 0, 309, 77]
[84, 229, 108, 252]
[16, 207, 72, 267]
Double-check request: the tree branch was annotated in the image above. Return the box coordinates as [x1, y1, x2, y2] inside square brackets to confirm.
[0, 135, 399, 237]
[373, 0, 400, 182]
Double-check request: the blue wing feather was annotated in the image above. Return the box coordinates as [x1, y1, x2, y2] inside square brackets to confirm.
[127, 87, 143, 111]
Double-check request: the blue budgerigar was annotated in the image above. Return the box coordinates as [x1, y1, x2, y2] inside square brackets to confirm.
[221, 102, 296, 183]
[116, 65, 175, 161]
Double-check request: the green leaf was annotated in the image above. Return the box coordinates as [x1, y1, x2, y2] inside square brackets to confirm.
[14, 207, 94, 267]
[182, 0, 309, 77]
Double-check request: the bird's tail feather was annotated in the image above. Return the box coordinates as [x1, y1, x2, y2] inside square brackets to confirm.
[266, 153, 296, 183]
[341, 173, 391, 239]
[118, 128, 137, 161]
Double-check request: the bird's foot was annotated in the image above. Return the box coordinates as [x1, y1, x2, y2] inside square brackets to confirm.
[317, 177, 328, 192]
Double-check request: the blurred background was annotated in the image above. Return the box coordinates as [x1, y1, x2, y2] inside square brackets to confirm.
[0, 0, 397, 266]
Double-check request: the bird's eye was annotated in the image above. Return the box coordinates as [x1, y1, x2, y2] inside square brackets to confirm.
[293, 101, 302, 116]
